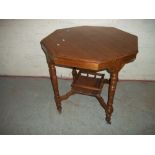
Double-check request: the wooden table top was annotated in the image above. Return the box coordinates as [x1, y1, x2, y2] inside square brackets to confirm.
[41, 26, 138, 71]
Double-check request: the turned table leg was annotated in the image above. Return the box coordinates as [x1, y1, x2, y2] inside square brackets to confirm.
[106, 72, 118, 124]
[48, 63, 62, 113]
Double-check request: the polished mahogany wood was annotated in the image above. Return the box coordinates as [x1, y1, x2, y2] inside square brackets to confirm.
[41, 26, 138, 71]
[40, 26, 138, 124]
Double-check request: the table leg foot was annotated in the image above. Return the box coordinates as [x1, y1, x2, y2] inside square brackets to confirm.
[54, 97, 62, 113]
[57, 106, 62, 113]
[105, 114, 111, 124]
[105, 106, 113, 124]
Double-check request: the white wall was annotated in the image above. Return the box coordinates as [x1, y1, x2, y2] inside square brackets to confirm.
[0, 19, 155, 80]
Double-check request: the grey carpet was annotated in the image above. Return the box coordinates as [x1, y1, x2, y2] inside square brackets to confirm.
[0, 77, 155, 134]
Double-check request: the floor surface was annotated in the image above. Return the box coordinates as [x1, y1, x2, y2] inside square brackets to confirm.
[0, 77, 155, 135]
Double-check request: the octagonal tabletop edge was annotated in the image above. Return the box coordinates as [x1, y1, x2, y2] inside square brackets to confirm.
[41, 26, 138, 70]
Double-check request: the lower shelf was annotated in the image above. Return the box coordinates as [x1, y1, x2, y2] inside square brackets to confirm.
[71, 70, 105, 96]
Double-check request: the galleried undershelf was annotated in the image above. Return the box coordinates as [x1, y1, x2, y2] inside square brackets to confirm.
[40, 26, 138, 124]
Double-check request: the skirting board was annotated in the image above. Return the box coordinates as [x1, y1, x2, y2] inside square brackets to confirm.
[0, 75, 155, 82]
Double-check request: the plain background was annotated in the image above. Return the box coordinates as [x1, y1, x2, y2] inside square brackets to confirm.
[0, 19, 155, 80]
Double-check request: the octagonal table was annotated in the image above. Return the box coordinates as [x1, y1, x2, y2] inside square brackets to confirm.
[40, 26, 138, 124]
